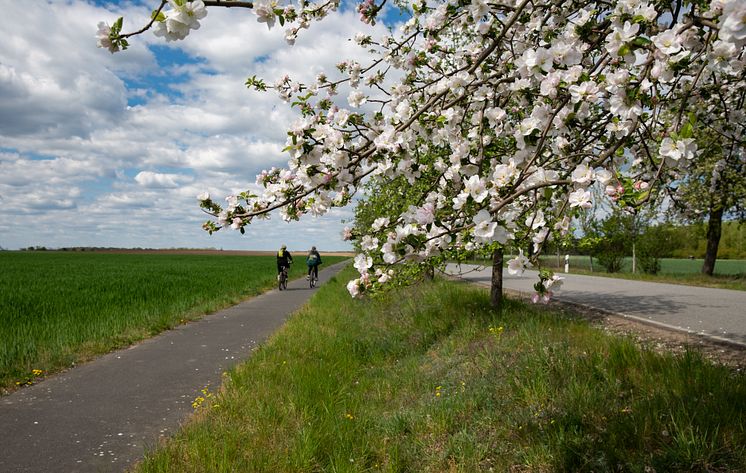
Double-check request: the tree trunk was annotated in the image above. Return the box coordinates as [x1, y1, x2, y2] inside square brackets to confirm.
[632, 242, 636, 274]
[490, 247, 504, 311]
[702, 206, 724, 276]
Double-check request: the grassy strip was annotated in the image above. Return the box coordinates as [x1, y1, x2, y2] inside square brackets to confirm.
[136, 267, 746, 472]
[0, 252, 345, 391]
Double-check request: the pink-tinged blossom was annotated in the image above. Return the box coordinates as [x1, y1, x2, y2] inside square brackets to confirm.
[415, 202, 436, 225]
[253, 0, 277, 29]
[96, 22, 118, 53]
[372, 217, 389, 232]
[347, 279, 362, 298]
[342, 227, 353, 240]
[353, 254, 373, 274]
[361, 235, 379, 251]
[543, 274, 564, 291]
[197, 191, 210, 201]
[606, 184, 624, 200]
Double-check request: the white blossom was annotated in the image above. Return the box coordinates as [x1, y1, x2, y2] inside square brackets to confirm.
[507, 251, 531, 275]
[568, 188, 592, 208]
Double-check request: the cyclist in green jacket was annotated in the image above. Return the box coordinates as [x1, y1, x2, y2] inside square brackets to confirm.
[306, 246, 322, 280]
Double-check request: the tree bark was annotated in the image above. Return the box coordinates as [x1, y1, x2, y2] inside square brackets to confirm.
[491, 247, 504, 310]
[702, 205, 724, 276]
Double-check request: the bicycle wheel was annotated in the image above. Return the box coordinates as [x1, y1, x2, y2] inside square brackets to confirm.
[309, 275, 315, 288]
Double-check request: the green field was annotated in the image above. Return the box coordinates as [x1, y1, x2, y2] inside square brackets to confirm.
[530, 256, 746, 291]
[136, 267, 746, 472]
[0, 252, 345, 392]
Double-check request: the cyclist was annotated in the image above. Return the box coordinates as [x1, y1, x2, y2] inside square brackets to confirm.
[306, 246, 322, 281]
[277, 245, 293, 281]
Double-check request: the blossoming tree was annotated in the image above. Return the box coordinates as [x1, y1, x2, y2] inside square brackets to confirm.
[100, 0, 746, 302]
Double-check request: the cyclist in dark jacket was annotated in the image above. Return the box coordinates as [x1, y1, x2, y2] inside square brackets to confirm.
[277, 245, 293, 279]
[306, 246, 322, 280]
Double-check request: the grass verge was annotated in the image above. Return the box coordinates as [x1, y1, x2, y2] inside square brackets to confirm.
[0, 252, 346, 392]
[136, 266, 746, 472]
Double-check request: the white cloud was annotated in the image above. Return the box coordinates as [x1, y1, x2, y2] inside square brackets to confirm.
[0, 0, 390, 250]
[134, 171, 193, 188]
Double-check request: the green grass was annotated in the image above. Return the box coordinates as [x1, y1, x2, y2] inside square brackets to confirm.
[0, 252, 346, 391]
[536, 256, 746, 291]
[136, 267, 746, 473]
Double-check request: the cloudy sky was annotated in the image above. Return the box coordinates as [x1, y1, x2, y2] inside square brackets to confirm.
[0, 0, 394, 251]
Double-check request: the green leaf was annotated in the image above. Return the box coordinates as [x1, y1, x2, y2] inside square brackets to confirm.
[152, 10, 167, 22]
[632, 36, 652, 47]
[617, 44, 632, 57]
[680, 121, 693, 139]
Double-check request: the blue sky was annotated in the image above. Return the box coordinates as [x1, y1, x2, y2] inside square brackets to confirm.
[0, 0, 397, 251]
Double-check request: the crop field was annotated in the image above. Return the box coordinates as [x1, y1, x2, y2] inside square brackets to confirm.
[0, 252, 346, 391]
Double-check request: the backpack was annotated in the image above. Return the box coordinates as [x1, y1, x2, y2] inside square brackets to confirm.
[308, 253, 318, 264]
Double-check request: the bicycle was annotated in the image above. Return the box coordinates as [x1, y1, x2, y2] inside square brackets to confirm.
[309, 270, 317, 289]
[278, 265, 289, 291]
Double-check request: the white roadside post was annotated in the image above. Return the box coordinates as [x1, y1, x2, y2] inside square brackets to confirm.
[564, 255, 570, 274]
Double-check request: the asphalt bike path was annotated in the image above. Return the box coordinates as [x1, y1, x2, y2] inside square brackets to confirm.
[0, 262, 347, 473]
[446, 263, 746, 348]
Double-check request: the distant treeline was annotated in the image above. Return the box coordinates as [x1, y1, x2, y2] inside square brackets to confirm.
[545, 221, 746, 260]
[17, 246, 220, 252]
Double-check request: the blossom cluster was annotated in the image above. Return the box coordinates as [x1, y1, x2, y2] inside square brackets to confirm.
[102, 0, 746, 299]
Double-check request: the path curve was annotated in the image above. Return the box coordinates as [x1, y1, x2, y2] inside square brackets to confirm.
[0, 262, 347, 473]
[445, 263, 746, 348]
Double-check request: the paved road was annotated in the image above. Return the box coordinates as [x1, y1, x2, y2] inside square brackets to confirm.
[0, 262, 346, 473]
[446, 263, 746, 347]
